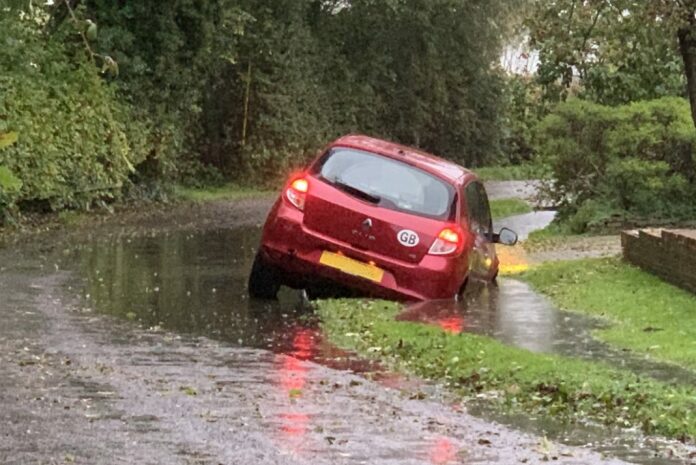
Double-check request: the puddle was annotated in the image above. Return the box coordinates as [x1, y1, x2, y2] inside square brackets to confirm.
[62, 226, 695, 464]
[399, 280, 696, 386]
[494, 210, 556, 241]
[67, 229, 387, 375]
[72, 229, 294, 348]
[69, 225, 696, 385]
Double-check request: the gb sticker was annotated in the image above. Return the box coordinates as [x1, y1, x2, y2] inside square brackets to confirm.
[397, 229, 420, 247]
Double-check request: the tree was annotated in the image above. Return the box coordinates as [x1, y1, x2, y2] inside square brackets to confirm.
[527, 1, 686, 102]
[675, 1, 696, 128]
[528, 0, 696, 128]
[316, 0, 513, 166]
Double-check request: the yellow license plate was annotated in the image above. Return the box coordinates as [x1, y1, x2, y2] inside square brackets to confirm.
[319, 251, 384, 283]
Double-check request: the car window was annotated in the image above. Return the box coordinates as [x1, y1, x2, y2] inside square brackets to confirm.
[314, 147, 455, 220]
[464, 181, 492, 237]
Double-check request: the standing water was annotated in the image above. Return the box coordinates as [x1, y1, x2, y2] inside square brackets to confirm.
[66, 225, 694, 464]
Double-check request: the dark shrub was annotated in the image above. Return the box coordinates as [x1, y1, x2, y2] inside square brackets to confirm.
[535, 98, 696, 231]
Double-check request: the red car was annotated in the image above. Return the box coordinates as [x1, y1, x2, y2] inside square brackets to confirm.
[249, 135, 517, 301]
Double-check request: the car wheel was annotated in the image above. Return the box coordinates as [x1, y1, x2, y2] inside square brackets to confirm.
[248, 253, 281, 299]
[455, 277, 469, 300]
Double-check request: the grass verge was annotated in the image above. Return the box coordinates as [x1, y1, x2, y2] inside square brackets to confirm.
[173, 184, 273, 202]
[316, 299, 696, 441]
[523, 222, 576, 251]
[475, 163, 547, 181]
[489, 198, 532, 219]
[520, 257, 696, 371]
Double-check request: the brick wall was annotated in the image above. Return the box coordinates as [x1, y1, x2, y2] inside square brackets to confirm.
[622, 229, 696, 294]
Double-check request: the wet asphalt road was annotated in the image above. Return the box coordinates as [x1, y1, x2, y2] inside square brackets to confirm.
[0, 181, 692, 464]
[0, 250, 629, 465]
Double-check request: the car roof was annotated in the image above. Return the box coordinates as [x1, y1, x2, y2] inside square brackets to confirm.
[329, 134, 475, 186]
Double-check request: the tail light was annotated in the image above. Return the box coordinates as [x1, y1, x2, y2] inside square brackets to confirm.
[286, 177, 309, 211]
[429, 226, 464, 256]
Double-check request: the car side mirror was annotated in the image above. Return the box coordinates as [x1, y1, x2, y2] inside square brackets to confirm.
[494, 227, 518, 246]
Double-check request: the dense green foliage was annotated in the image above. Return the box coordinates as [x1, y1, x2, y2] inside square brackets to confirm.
[499, 74, 548, 165]
[319, 1, 510, 167]
[522, 258, 696, 370]
[506, 0, 696, 230]
[0, 0, 519, 222]
[317, 299, 696, 441]
[2, 0, 694, 226]
[535, 97, 696, 231]
[0, 8, 150, 220]
[526, 0, 691, 107]
[0, 132, 22, 224]
[86, 0, 515, 177]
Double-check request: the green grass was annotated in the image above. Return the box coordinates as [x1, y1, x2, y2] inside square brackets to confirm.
[474, 163, 547, 181]
[317, 299, 696, 441]
[521, 257, 696, 371]
[523, 223, 577, 251]
[173, 184, 273, 202]
[489, 198, 532, 219]
[526, 221, 570, 241]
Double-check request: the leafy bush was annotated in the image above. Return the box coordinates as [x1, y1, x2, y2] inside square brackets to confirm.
[0, 0, 523, 225]
[500, 74, 548, 165]
[0, 132, 22, 224]
[0, 10, 149, 221]
[535, 98, 696, 231]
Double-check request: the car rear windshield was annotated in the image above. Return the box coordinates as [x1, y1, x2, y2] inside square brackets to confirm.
[314, 147, 456, 220]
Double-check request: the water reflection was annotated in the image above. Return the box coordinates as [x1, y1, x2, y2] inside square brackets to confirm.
[76, 229, 310, 350]
[75, 227, 696, 386]
[399, 279, 696, 385]
[69, 226, 696, 464]
[494, 210, 556, 241]
[272, 328, 315, 456]
[399, 280, 563, 354]
[428, 437, 457, 464]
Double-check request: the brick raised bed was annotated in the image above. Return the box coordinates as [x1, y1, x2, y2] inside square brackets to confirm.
[622, 229, 696, 294]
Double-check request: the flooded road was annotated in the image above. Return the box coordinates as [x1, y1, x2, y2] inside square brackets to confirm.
[1, 182, 693, 464]
[71, 228, 694, 388]
[56, 227, 690, 464]
[2, 241, 629, 465]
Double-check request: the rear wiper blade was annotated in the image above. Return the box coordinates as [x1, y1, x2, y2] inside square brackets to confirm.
[332, 179, 381, 204]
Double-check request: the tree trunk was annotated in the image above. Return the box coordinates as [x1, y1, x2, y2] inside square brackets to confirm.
[678, 20, 696, 129]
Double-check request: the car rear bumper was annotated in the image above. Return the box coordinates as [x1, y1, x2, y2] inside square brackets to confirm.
[260, 201, 466, 301]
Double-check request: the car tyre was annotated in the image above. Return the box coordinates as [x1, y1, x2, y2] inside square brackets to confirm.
[455, 277, 469, 301]
[248, 253, 281, 299]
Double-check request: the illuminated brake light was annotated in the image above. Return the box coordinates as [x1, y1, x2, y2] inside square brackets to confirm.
[429, 227, 463, 255]
[438, 228, 460, 244]
[291, 178, 308, 193]
[286, 177, 309, 210]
